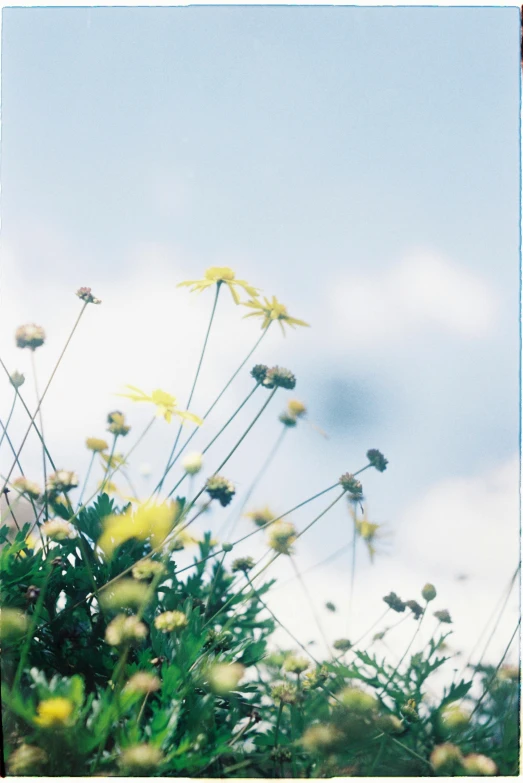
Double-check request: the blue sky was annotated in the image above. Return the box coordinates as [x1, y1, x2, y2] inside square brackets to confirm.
[1, 6, 520, 667]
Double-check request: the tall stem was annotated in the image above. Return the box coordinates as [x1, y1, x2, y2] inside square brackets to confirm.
[30, 352, 48, 522]
[157, 284, 221, 492]
[77, 452, 96, 510]
[100, 435, 118, 494]
[0, 395, 16, 453]
[290, 554, 333, 657]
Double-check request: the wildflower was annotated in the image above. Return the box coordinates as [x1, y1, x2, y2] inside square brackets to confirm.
[245, 505, 276, 528]
[205, 474, 236, 507]
[120, 744, 164, 773]
[34, 697, 74, 728]
[383, 591, 406, 613]
[262, 366, 296, 390]
[132, 560, 165, 581]
[222, 542, 233, 553]
[400, 698, 419, 722]
[41, 520, 75, 541]
[107, 410, 131, 436]
[76, 286, 101, 304]
[288, 399, 307, 418]
[251, 364, 269, 384]
[99, 579, 150, 610]
[439, 704, 470, 732]
[117, 386, 203, 425]
[231, 556, 255, 573]
[434, 609, 452, 624]
[366, 448, 388, 472]
[8, 744, 48, 774]
[12, 476, 41, 500]
[271, 681, 298, 705]
[97, 502, 178, 559]
[125, 672, 161, 694]
[242, 295, 309, 335]
[15, 324, 45, 350]
[352, 506, 387, 563]
[178, 266, 259, 303]
[461, 753, 497, 776]
[283, 654, 309, 675]
[336, 687, 377, 714]
[182, 451, 203, 475]
[154, 610, 187, 633]
[279, 411, 297, 427]
[430, 743, 464, 774]
[302, 666, 329, 691]
[105, 614, 147, 646]
[268, 520, 297, 555]
[422, 583, 437, 602]
[405, 600, 424, 620]
[0, 607, 28, 642]
[86, 437, 109, 453]
[301, 724, 341, 753]
[46, 470, 79, 493]
[339, 473, 363, 498]
[207, 662, 245, 694]
[333, 638, 352, 652]
[325, 601, 336, 612]
[9, 370, 25, 389]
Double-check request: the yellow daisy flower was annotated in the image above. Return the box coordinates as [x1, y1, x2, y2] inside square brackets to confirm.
[34, 697, 74, 728]
[117, 386, 203, 425]
[177, 266, 259, 305]
[242, 295, 310, 335]
[97, 501, 180, 559]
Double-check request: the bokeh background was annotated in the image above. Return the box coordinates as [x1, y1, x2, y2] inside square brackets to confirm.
[1, 6, 520, 683]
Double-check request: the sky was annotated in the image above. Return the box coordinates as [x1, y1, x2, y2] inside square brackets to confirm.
[0, 6, 520, 687]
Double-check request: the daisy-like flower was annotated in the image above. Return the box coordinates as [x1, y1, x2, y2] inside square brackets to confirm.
[178, 266, 259, 305]
[12, 477, 41, 500]
[76, 286, 101, 305]
[117, 386, 203, 426]
[205, 475, 236, 507]
[34, 697, 74, 728]
[15, 324, 46, 351]
[97, 501, 179, 559]
[268, 520, 297, 556]
[154, 610, 188, 633]
[47, 470, 79, 493]
[86, 437, 108, 453]
[242, 295, 309, 335]
[41, 520, 75, 542]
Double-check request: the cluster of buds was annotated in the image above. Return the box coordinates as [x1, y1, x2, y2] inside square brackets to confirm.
[383, 591, 406, 613]
[268, 520, 297, 555]
[107, 411, 131, 437]
[231, 556, 255, 574]
[262, 366, 296, 390]
[76, 287, 101, 305]
[339, 473, 363, 499]
[15, 324, 45, 351]
[205, 474, 236, 507]
[12, 476, 41, 500]
[366, 448, 388, 472]
[154, 610, 188, 633]
[46, 470, 79, 494]
[105, 614, 147, 646]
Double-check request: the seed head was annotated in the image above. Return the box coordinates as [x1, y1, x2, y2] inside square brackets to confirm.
[263, 366, 296, 390]
[86, 437, 109, 453]
[12, 476, 41, 500]
[107, 411, 131, 436]
[231, 556, 255, 573]
[366, 449, 388, 472]
[9, 370, 25, 389]
[15, 324, 45, 351]
[339, 473, 363, 498]
[182, 451, 203, 475]
[434, 609, 452, 624]
[154, 610, 188, 633]
[251, 364, 269, 384]
[422, 583, 437, 602]
[76, 286, 101, 304]
[383, 591, 406, 613]
[8, 744, 48, 775]
[46, 470, 79, 493]
[105, 614, 148, 646]
[268, 520, 297, 555]
[205, 474, 236, 507]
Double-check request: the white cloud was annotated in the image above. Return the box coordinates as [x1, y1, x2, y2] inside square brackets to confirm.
[329, 249, 499, 351]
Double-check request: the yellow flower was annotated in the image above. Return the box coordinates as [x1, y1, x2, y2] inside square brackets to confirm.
[245, 506, 276, 528]
[41, 520, 75, 542]
[97, 502, 179, 559]
[100, 452, 127, 470]
[351, 506, 390, 563]
[117, 386, 203, 426]
[242, 295, 310, 335]
[178, 266, 259, 305]
[268, 520, 297, 555]
[34, 697, 74, 728]
[86, 437, 109, 453]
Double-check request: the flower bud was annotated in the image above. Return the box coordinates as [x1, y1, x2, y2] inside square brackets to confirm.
[9, 371, 25, 389]
[430, 743, 464, 774]
[336, 687, 377, 714]
[105, 614, 147, 646]
[132, 560, 165, 581]
[86, 437, 109, 453]
[422, 583, 437, 602]
[41, 520, 75, 542]
[231, 556, 255, 574]
[205, 475, 236, 507]
[461, 754, 497, 776]
[439, 704, 470, 732]
[182, 451, 203, 475]
[76, 286, 101, 304]
[366, 449, 388, 472]
[222, 542, 233, 553]
[125, 672, 161, 694]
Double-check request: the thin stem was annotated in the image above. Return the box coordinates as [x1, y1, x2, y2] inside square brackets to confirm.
[204, 551, 227, 617]
[30, 351, 48, 522]
[271, 541, 352, 593]
[347, 513, 358, 635]
[470, 619, 521, 719]
[100, 435, 118, 494]
[158, 284, 221, 492]
[273, 701, 284, 777]
[77, 452, 96, 509]
[12, 563, 54, 692]
[290, 554, 333, 657]
[378, 604, 428, 699]
[2, 302, 88, 490]
[0, 394, 16, 452]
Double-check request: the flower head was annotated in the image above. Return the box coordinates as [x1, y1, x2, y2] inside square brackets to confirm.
[339, 473, 363, 498]
[178, 266, 259, 304]
[117, 386, 203, 426]
[205, 475, 236, 507]
[182, 451, 203, 475]
[383, 591, 406, 613]
[245, 505, 276, 528]
[366, 449, 388, 472]
[333, 638, 352, 652]
[268, 520, 297, 555]
[405, 600, 424, 620]
[271, 681, 298, 705]
[105, 614, 148, 646]
[76, 286, 101, 304]
[283, 654, 309, 675]
[8, 744, 48, 775]
[231, 556, 255, 574]
[301, 724, 342, 753]
[263, 366, 296, 390]
[41, 520, 75, 542]
[439, 704, 470, 732]
[422, 583, 437, 602]
[207, 662, 245, 694]
[9, 370, 25, 389]
[461, 753, 497, 776]
[125, 672, 161, 695]
[15, 324, 45, 351]
[430, 743, 464, 774]
[336, 687, 378, 714]
[154, 610, 188, 633]
[120, 744, 164, 773]
[12, 476, 41, 500]
[107, 411, 131, 436]
[434, 609, 452, 624]
[288, 399, 307, 418]
[99, 578, 150, 610]
[132, 560, 165, 581]
[98, 501, 179, 559]
[251, 364, 269, 384]
[400, 698, 419, 722]
[47, 470, 79, 493]
[279, 411, 298, 427]
[86, 437, 109, 453]
[243, 295, 309, 335]
[34, 697, 74, 728]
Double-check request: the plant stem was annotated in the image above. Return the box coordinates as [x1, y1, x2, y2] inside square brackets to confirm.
[12, 563, 53, 692]
[378, 603, 428, 699]
[290, 554, 333, 657]
[273, 701, 284, 777]
[0, 394, 16, 453]
[100, 435, 118, 494]
[470, 619, 521, 718]
[77, 452, 96, 509]
[30, 351, 48, 522]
